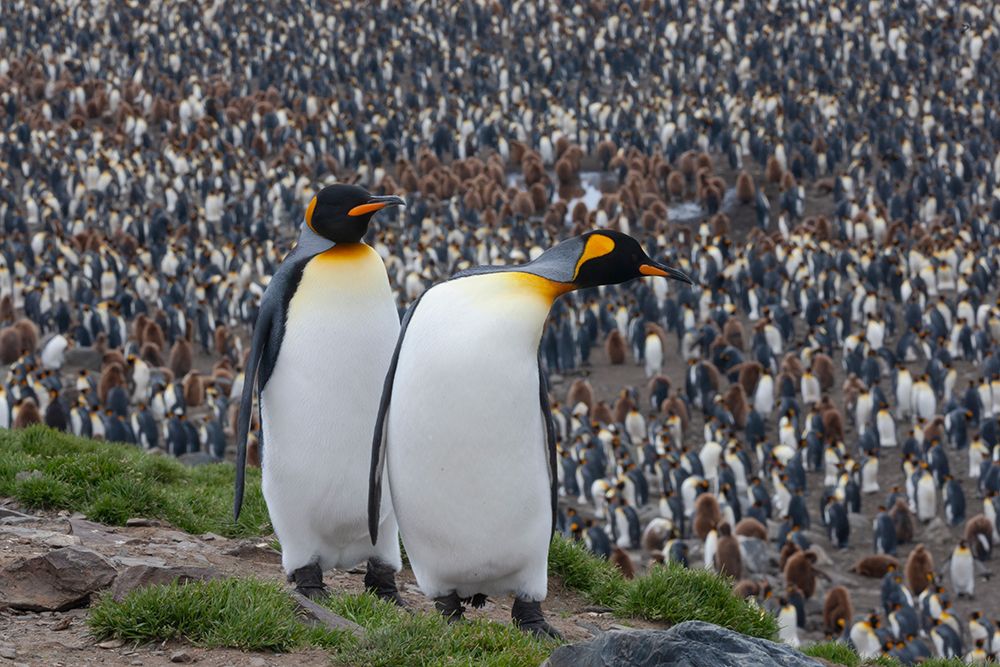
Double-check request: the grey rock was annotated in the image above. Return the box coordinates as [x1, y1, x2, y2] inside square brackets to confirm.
[0, 547, 117, 611]
[0, 646, 16, 659]
[290, 591, 365, 638]
[542, 621, 823, 667]
[110, 564, 222, 602]
[921, 517, 953, 544]
[69, 518, 128, 548]
[738, 537, 776, 574]
[64, 347, 102, 371]
[248, 658, 268, 667]
[14, 470, 42, 482]
[0, 526, 81, 548]
[97, 639, 125, 649]
[169, 650, 193, 663]
[113, 556, 167, 568]
[0, 507, 33, 520]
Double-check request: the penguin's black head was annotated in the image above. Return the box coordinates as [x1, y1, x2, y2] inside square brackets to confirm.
[570, 231, 692, 289]
[305, 184, 404, 243]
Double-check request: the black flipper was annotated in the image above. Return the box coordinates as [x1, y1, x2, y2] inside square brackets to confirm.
[538, 358, 558, 538]
[368, 294, 425, 544]
[233, 254, 314, 520]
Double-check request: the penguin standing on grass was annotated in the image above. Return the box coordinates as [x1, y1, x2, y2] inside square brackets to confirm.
[234, 184, 407, 602]
[369, 230, 691, 637]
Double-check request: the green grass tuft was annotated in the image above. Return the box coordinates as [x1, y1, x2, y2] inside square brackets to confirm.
[88, 578, 351, 652]
[802, 641, 860, 666]
[547, 535, 777, 640]
[89, 578, 554, 664]
[0, 425, 268, 537]
[322, 593, 556, 667]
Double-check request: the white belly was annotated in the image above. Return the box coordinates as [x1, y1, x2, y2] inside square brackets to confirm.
[386, 274, 554, 601]
[260, 245, 401, 573]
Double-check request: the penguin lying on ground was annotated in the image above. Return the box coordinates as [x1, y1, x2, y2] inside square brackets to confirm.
[233, 184, 407, 602]
[369, 230, 691, 637]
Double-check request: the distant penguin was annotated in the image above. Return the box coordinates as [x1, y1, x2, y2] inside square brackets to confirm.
[949, 541, 975, 597]
[610, 546, 635, 579]
[784, 551, 820, 599]
[233, 185, 407, 602]
[850, 614, 882, 659]
[693, 492, 722, 540]
[964, 515, 994, 561]
[777, 597, 800, 647]
[368, 230, 690, 637]
[850, 554, 900, 578]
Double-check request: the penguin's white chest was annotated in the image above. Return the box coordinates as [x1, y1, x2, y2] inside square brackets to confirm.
[260, 244, 401, 572]
[386, 273, 558, 600]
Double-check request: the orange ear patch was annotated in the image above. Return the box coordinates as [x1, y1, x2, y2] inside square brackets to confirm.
[305, 196, 318, 231]
[573, 234, 616, 280]
[348, 201, 389, 216]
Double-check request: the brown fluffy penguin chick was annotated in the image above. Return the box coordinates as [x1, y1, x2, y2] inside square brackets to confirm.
[566, 378, 594, 414]
[736, 171, 755, 203]
[765, 156, 783, 183]
[140, 342, 164, 368]
[890, 498, 915, 544]
[849, 554, 900, 578]
[613, 392, 635, 425]
[246, 434, 261, 468]
[905, 544, 934, 595]
[735, 517, 768, 541]
[182, 372, 205, 408]
[784, 550, 819, 599]
[722, 384, 749, 428]
[169, 338, 193, 378]
[733, 579, 762, 599]
[610, 547, 635, 579]
[592, 401, 614, 426]
[143, 320, 166, 350]
[714, 522, 742, 579]
[0, 327, 20, 364]
[13, 398, 42, 429]
[737, 361, 763, 397]
[605, 330, 627, 364]
[811, 353, 836, 390]
[0, 294, 13, 323]
[964, 515, 995, 560]
[693, 493, 722, 541]
[822, 586, 854, 637]
[723, 317, 745, 351]
[779, 541, 801, 571]
[98, 363, 126, 405]
[13, 319, 39, 354]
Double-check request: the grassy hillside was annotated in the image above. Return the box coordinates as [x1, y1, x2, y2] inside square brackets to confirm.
[5, 426, 780, 661]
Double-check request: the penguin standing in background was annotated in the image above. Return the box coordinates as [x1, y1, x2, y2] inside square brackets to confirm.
[949, 540, 975, 598]
[943, 475, 965, 526]
[233, 185, 407, 602]
[369, 230, 691, 637]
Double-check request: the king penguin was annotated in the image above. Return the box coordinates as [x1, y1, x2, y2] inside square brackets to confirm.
[233, 184, 406, 601]
[368, 230, 691, 637]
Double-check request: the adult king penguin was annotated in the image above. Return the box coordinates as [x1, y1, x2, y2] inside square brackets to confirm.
[369, 230, 691, 637]
[234, 184, 406, 601]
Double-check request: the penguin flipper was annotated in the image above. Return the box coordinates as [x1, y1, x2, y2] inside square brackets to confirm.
[368, 293, 425, 545]
[233, 254, 313, 521]
[538, 357, 558, 539]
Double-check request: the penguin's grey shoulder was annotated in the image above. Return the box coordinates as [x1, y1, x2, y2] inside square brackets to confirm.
[369, 291, 426, 544]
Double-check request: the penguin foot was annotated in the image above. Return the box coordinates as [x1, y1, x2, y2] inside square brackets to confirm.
[290, 563, 328, 600]
[511, 598, 562, 640]
[467, 593, 488, 609]
[364, 558, 408, 608]
[434, 593, 465, 623]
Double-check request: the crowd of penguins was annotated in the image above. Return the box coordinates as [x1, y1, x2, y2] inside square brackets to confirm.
[2, 0, 1000, 662]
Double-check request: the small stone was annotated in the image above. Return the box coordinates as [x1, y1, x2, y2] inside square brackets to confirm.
[97, 639, 125, 649]
[0, 646, 17, 659]
[130, 661, 144, 666]
[52, 617, 72, 631]
[14, 470, 42, 482]
[170, 650, 193, 663]
[248, 659, 268, 667]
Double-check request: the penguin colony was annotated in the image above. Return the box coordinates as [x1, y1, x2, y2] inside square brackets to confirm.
[0, 0, 998, 658]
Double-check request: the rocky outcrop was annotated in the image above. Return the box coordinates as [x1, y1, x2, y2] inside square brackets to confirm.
[543, 621, 823, 667]
[109, 563, 222, 601]
[0, 546, 117, 611]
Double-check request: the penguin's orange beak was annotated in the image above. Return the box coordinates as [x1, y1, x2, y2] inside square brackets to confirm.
[348, 195, 406, 217]
[640, 262, 694, 284]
